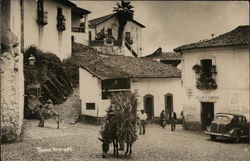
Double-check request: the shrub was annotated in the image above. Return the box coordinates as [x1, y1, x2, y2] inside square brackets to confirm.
[23, 46, 73, 104]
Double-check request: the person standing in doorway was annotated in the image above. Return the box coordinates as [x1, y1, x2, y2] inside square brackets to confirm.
[139, 109, 147, 135]
[170, 111, 177, 131]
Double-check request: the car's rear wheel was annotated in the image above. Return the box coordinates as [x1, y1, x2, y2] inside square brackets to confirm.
[210, 135, 217, 141]
[241, 137, 249, 143]
[232, 131, 241, 143]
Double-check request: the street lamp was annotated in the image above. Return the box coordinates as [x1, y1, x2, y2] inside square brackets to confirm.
[28, 54, 36, 66]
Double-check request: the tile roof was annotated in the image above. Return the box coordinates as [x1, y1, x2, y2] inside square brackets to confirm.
[144, 47, 181, 60]
[174, 25, 250, 52]
[88, 13, 145, 28]
[72, 43, 181, 80]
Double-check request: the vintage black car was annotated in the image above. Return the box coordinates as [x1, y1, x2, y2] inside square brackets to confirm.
[205, 113, 250, 143]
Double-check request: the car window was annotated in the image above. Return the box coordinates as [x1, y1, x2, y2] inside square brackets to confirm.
[215, 116, 230, 122]
[238, 117, 242, 122]
[232, 117, 239, 123]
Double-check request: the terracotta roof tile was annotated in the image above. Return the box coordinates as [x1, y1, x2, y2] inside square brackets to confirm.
[174, 25, 250, 52]
[72, 43, 181, 80]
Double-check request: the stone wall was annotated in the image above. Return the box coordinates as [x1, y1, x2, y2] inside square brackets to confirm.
[0, 31, 24, 143]
[92, 45, 125, 56]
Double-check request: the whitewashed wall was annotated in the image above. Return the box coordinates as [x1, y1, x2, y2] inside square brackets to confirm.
[131, 78, 183, 118]
[80, 68, 183, 119]
[72, 32, 88, 45]
[181, 46, 250, 123]
[23, 0, 72, 60]
[79, 68, 110, 118]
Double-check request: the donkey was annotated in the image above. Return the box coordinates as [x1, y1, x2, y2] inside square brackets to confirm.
[98, 118, 120, 158]
[98, 117, 135, 158]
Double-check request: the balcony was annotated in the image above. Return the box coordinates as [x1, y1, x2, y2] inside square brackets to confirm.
[196, 77, 217, 90]
[193, 64, 217, 90]
[72, 27, 85, 33]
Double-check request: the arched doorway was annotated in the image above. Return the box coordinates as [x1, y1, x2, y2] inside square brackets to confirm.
[143, 94, 154, 120]
[165, 93, 173, 119]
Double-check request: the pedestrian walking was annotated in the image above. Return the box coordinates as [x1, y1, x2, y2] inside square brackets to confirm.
[160, 110, 166, 128]
[38, 99, 59, 128]
[170, 111, 177, 131]
[180, 110, 185, 128]
[139, 109, 147, 135]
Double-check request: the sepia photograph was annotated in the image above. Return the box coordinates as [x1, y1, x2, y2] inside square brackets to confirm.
[0, 0, 249, 160]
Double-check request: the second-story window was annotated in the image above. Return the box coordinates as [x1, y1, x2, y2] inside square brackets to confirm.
[193, 59, 217, 90]
[101, 78, 130, 99]
[125, 32, 133, 44]
[125, 32, 130, 40]
[107, 28, 112, 38]
[37, 0, 47, 25]
[201, 59, 212, 78]
[57, 7, 66, 31]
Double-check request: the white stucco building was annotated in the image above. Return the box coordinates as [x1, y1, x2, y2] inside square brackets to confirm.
[22, 0, 76, 60]
[71, 7, 91, 45]
[88, 14, 145, 57]
[174, 25, 250, 130]
[78, 51, 183, 123]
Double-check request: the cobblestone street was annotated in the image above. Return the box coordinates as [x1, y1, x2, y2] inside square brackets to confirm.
[1, 120, 249, 161]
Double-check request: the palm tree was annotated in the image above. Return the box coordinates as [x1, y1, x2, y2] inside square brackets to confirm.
[113, 0, 134, 40]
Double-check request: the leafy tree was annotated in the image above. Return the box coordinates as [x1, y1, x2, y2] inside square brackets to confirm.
[113, 0, 134, 40]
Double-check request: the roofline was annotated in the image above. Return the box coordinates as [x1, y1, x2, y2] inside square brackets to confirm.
[72, 6, 91, 15]
[80, 65, 131, 80]
[79, 65, 102, 80]
[216, 113, 246, 117]
[130, 19, 145, 28]
[174, 25, 250, 52]
[89, 13, 145, 28]
[57, 0, 76, 8]
[174, 43, 249, 52]
[130, 76, 181, 79]
[80, 66, 181, 80]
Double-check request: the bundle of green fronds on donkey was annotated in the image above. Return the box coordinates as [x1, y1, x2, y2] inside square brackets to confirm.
[98, 91, 139, 158]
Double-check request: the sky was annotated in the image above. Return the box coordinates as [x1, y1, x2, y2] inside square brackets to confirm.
[71, 1, 249, 56]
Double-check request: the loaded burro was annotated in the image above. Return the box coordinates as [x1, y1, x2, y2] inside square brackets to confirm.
[98, 92, 139, 158]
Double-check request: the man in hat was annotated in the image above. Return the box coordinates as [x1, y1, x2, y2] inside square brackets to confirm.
[170, 111, 177, 131]
[139, 109, 147, 135]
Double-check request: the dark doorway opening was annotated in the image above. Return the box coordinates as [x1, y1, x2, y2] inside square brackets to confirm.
[144, 95, 154, 120]
[89, 31, 92, 41]
[201, 102, 214, 130]
[165, 93, 173, 119]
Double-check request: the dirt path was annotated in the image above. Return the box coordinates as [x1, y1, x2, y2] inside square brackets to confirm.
[2, 120, 249, 161]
